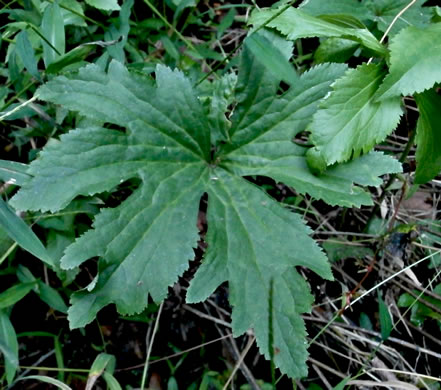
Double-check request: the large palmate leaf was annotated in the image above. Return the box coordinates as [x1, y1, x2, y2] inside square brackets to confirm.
[10, 40, 401, 377]
[249, 5, 387, 56]
[187, 169, 329, 378]
[308, 63, 403, 165]
[414, 90, 441, 184]
[375, 24, 441, 100]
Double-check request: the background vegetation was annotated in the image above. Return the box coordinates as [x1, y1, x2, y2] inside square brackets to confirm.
[1, 0, 441, 389]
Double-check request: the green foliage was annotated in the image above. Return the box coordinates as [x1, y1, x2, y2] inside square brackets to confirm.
[249, 5, 387, 56]
[375, 23, 441, 100]
[2, 0, 441, 385]
[9, 37, 401, 376]
[309, 63, 402, 164]
[398, 284, 441, 329]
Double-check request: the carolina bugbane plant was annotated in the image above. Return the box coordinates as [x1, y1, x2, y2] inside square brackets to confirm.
[10, 34, 402, 377]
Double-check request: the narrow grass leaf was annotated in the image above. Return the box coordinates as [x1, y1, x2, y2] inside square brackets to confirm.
[38, 281, 68, 313]
[0, 309, 18, 384]
[15, 375, 72, 390]
[41, 1, 65, 67]
[15, 30, 40, 80]
[0, 282, 36, 309]
[86, 353, 116, 390]
[85, 0, 120, 11]
[46, 45, 94, 74]
[245, 32, 298, 85]
[102, 372, 122, 390]
[378, 291, 392, 340]
[0, 198, 53, 266]
[0, 160, 31, 186]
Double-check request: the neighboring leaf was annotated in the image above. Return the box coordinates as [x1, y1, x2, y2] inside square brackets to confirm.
[398, 284, 441, 328]
[41, 1, 65, 67]
[198, 72, 237, 143]
[0, 198, 53, 266]
[59, 0, 87, 26]
[16, 264, 68, 312]
[102, 372, 122, 390]
[105, 0, 134, 63]
[249, 6, 387, 56]
[38, 281, 68, 313]
[375, 24, 441, 100]
[0, 310, 18, 384]
[85, 0, 120, 11]
[15, 30, 40, 80]
[309, 63, 403, 164]
[46, 45, 94, 74]
[378, 291, 392, 340]
[86, 353, 116, 390]
[0, 282, 36, 309]
[314, 37, 359, 64]
[0, 160, 31, 186]
[187, 169, 332, 378]
[245, 32, 298, 85]
[413, 90, 441, 184]
[365, 0, 432, 37]
[299, 0, 372, 20]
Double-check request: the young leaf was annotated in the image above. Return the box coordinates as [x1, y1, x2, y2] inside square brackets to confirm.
[0, 198, 53, 266]
[309, 63, 403, 164]
[245, 32, 298, 86]
[375, 24, 441, 100]
[198, 72, 237, 143]
[41, 1, 66, 67]
[249, 6, 387, 56]
[414, 90, 441, 184]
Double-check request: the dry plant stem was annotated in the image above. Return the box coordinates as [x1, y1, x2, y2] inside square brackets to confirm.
[140, 301, 164, 390]
[308, 250, 441, 348]
[183, 304, 232, 328]
[308, 357, 346, 379]
[367, 0, 418, 65]
[222, 335, 256, 390]
[312, 364, 333, 390]
[369, 129, 417, 223]
[368, 368, 441, 383]
[0, 95, 39, 120]
[115, 334, 233, 372]
[204, 301, 261, 390]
